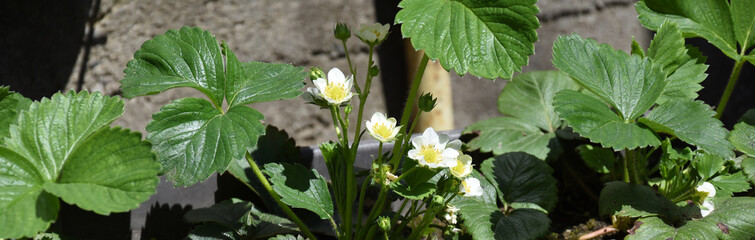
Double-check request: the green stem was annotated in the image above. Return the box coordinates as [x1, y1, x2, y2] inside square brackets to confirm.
[342, 40, 357, 88]
[393, 167, 419, 183]
[622, 152, 630, 183]
[353, 46, 375, 147]
[354, 175, 372, 237]
[358, 187, 388, 239]
[364, 225, 378, 240]
[625, 150, 643, 184]
[245, 153, 317, 240]
[715, 59, 744, 119]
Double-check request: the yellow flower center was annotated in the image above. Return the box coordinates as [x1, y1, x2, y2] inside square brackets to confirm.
[419, 145, 441, 164]
[323, 82, 349, 102]
[451, 161, 466, 175]
[373, 123, 393, 139]
[372, 30, 382, 39]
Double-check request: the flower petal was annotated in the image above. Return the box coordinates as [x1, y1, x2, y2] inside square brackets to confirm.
[328, 68, 346, 84]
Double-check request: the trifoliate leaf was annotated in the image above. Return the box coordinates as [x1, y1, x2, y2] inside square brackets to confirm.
[640, 100, 734, 159]
[453, 171, 550, 240]
[0, 92, 159, 239]
[121, 27, 305, 187]
[395, 0, 539, 79]
[263, 163, 333, 220]
[732, 0, 755, 52]
[480, 152, 557, 212]
[465, 71, 576, 159]
[0, 87, 30, 141]
[147, 98, 265, 186]
[636, 0, 738, 59]
[710, 172, 751, 196]
[552, 34, 667, 121]
[121, 27, 226, 106]
[223, 43, 305, 107]
[729, 122, 755, 157]
[554, 90, 660, 150]
[576, 144, 615, 174]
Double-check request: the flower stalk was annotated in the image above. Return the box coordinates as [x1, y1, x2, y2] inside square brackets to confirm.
[714, 59, 744, 119]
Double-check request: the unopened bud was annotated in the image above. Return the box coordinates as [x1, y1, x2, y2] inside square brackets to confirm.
[334, 23, 351, 41]
[309, 67, 326, 81]
[378, 216, 391, 232]
[344, 105, 353, 115]
[418, 92, 438, 112]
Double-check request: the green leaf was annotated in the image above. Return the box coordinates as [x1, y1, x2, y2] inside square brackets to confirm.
[730, 122, 755, 157]
[658, 46, 707, 103]
[395, 0, 539, 79]
[0, 87, 31, 141]
[710, 172, 751, 196]
[263, 163, 333, 220]
[146, 98, 265, 186]
[269, 235, 307, 240]
[480, 152, 557, 212]
[41, 127, 158, 215]
[576, 144, 615, 174]
[640, 100, 734, 159]
[497, 71, 579, 131]
[0, 92, 159, 238]
[554, 90, 660, 150]
[732, 0, 755, 52]
[464, 117, 555, 160]
[636, 0, 738, 59]
[692, 153, 724, 181]
[465, 71, 576, 159]
[185, 199, 252, 232]
[742, 158, 755, 185]
[631, 37, 646, 57]
[645, 22, 708, 104]
[552, 34, 667, 121]
[599, 181, 694, 221]
[647, 21, 686, 75]
[703, 197, 755, 239]
[185, 199, 297, 240]
[453, 171, 550, 240]
[627, 216, 719, 240]
[121, 27, 225, 106]
[227, 126, 299, 211]
[223, 43, 305, 107]
[391, 158, 441, 200]
[741, 109, 755, 126]
[186, 224, 236, 240]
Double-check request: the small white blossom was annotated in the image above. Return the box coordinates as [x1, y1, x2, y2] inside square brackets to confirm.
[460, 177, 483, 197]
[445, 205, 459, 214]
[451, 227, 461, 233]
[313, 68, 354, 104]
[366, 112, 401, 143]
[700, 200, 715, 217]
[696, 182, 716, 199]
[443, 212, 457, 224]
[355, 23, 390, 44]
[407, 128, 461, 168]
[450, 153, 473, 179]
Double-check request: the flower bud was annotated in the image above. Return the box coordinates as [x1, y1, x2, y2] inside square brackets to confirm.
[432, 195, 445, 205]
[334, 23, 351, 41]
[369, 65, 380, 77]
[378, 216, 391, 232]
[308, 67, 326, 82]
[418, 92, 438, 112]
[344, 105, 353, 115]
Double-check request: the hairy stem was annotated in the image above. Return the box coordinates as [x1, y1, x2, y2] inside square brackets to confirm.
[352, 46, 375, 148]
[246, 153, 317, 240]
[389, 54, 430, 168]
[715, 59, 744, 119]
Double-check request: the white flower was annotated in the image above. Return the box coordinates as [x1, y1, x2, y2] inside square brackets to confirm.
[460, 177, 483, 197]
[355, 23, 390, 44]
[313, 68, 354, 104]
[366, 112, 401, 142]
[696, 182, 716, 199]
[700, 200, 715, 217]
[445, 205, 460, 214]
[450, 153, 473, 179]
[443, 212, 458, 224]
[407, 127, 461, 168]
[451, 227, 461, 233]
